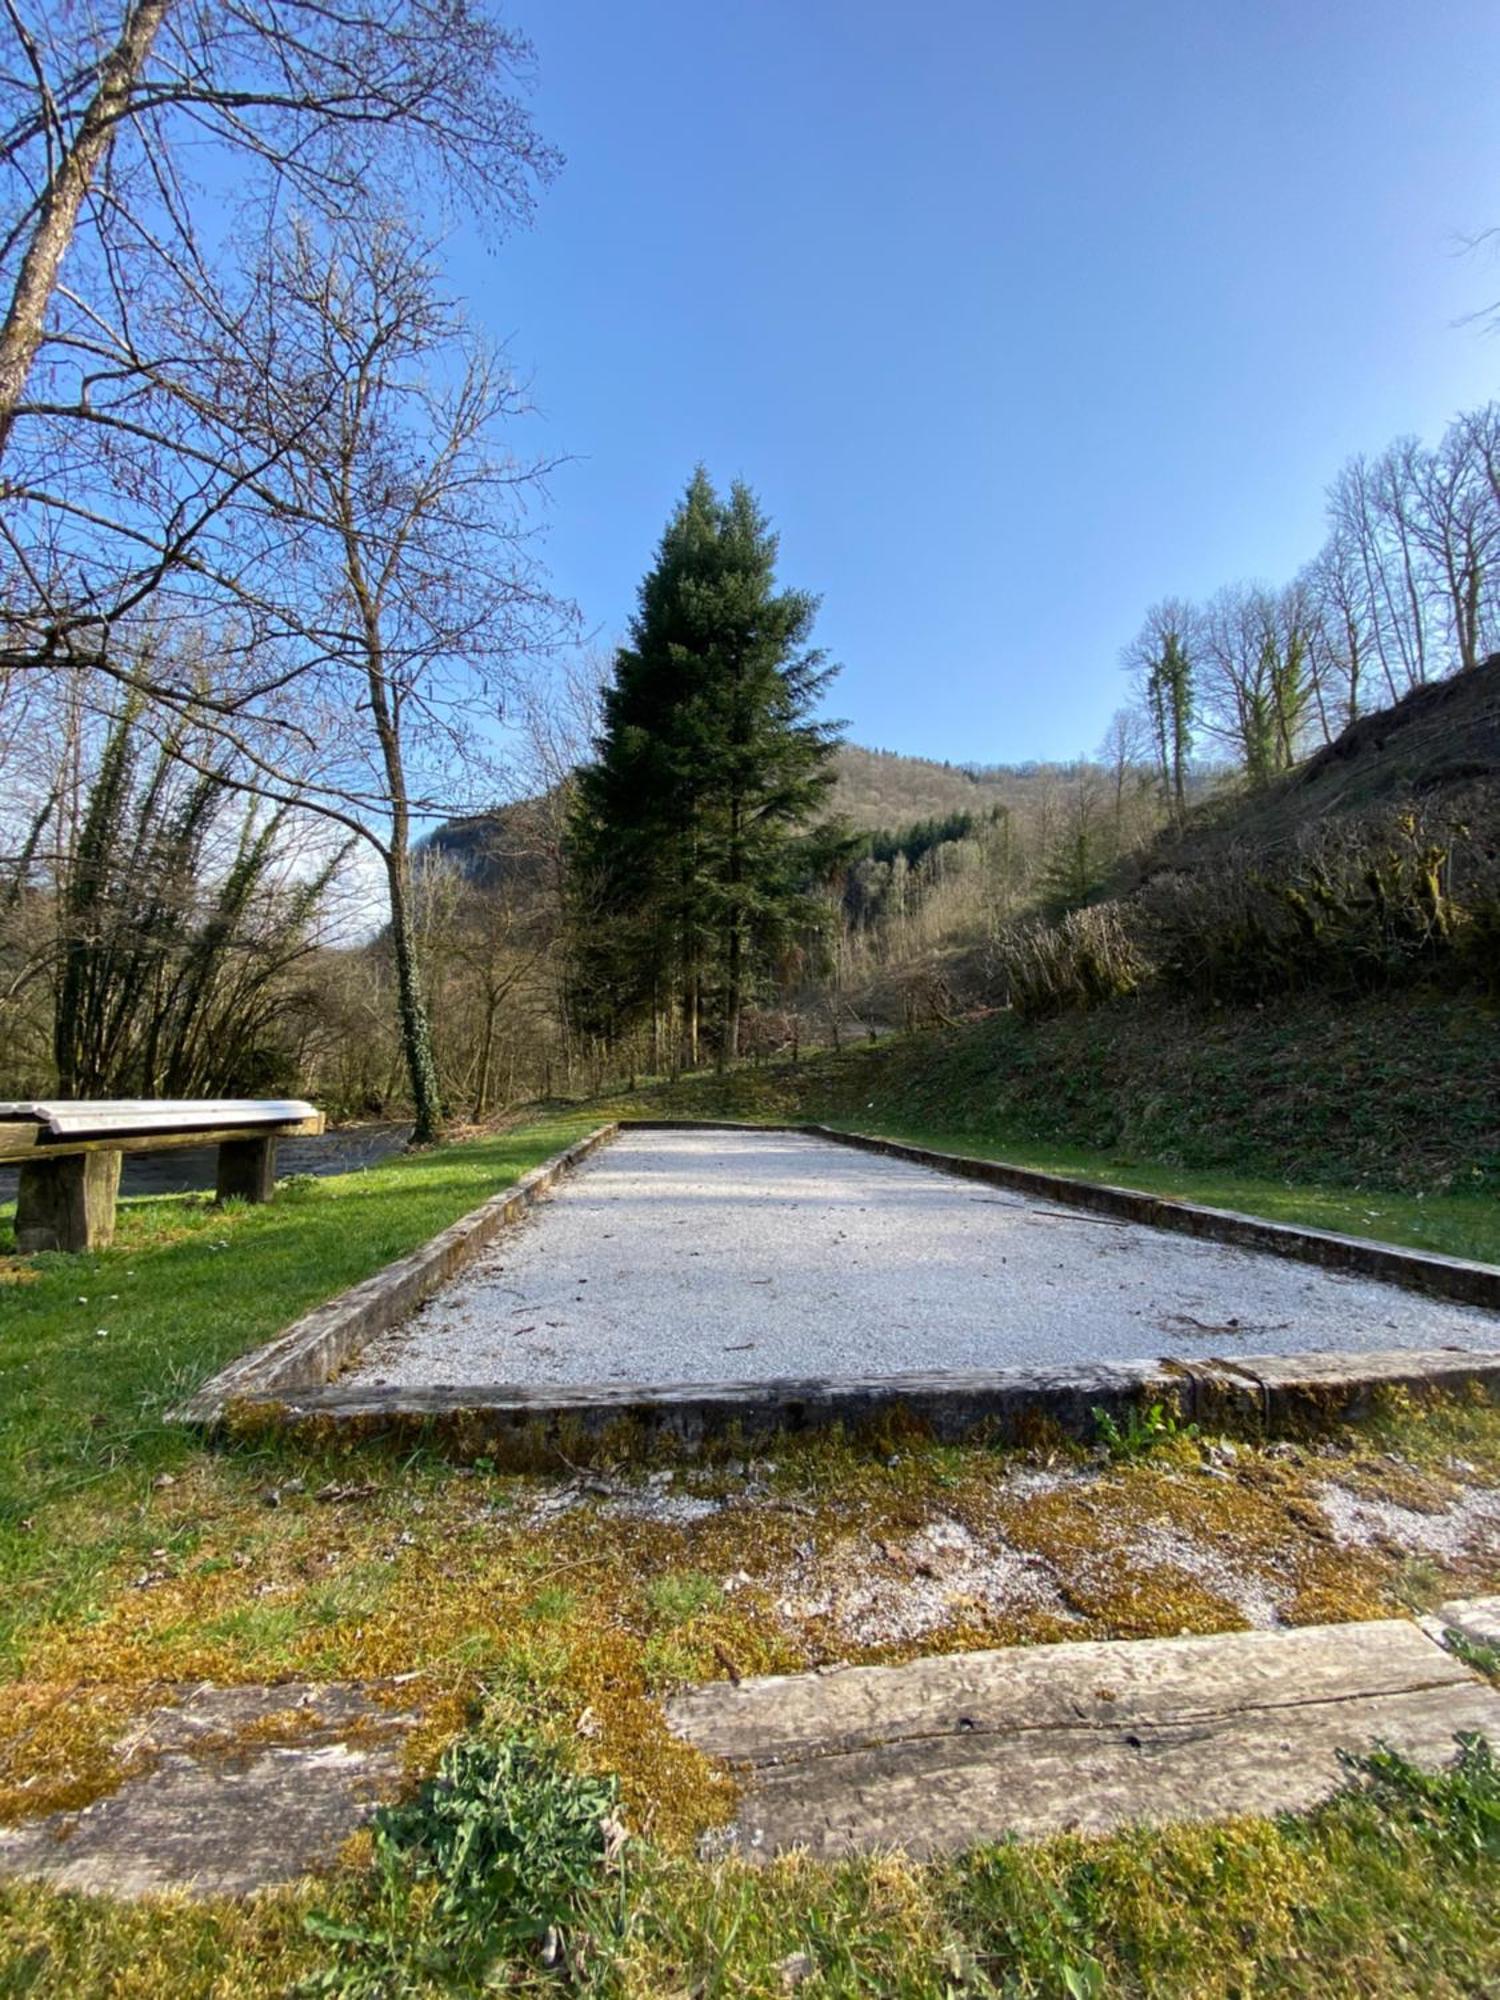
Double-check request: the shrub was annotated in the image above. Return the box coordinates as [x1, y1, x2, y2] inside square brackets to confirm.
[1141, 801, 1500, 1003]
[985, 904, 1148, 1020]
[981, 792, 1500, 1020]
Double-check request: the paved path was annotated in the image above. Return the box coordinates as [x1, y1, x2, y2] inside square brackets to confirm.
[668, 1609, 1500, 1857]
[347, 1129, 1500, 1389]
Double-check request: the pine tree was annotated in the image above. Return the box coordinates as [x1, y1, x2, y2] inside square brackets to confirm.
[569, 469, 840, 1068]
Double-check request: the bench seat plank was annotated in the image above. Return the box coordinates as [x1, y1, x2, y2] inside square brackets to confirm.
[6, 1099, 324, 1247]
[0, 1101, 322, 1162]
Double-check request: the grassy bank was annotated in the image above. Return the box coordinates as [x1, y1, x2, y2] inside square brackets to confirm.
[0, 1117, 594, 1666]
[595, 987, 1500, 1265]
[1, 1027, 1499, 1993]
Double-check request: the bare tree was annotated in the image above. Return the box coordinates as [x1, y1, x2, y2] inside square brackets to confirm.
[1097, 705, 1156, 848]
[1123, 599, 1196, 819]
[0, 0, 556, 454]
[0, 0, 558, 713]
[1300, 529, 1375, 731]
[1404, 409, 1500, 673]
[1327, 447, 1434, 699]
[1198, 583, 1316, 783]
[174, 221, 571, 1141]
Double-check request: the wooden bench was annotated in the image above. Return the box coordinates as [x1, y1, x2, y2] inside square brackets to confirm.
[2, 1099, 325, 1254]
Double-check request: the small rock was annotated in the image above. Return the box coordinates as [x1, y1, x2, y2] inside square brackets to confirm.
[778, 1950, 815, 1989]
[151, 1473, 176, 1491]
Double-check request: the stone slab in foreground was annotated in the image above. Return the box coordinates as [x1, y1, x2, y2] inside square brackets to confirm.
[0, 1682, 416, 1900]
[666, 1618, 1500, 1859]
[1431, 1594, 1500, 1653]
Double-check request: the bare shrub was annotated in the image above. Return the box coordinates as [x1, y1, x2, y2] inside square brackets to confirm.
[1140, 798, 1500, 1002]
[983, 904, 1149, 1020]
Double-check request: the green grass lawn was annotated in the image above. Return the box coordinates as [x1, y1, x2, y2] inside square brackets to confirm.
[812, 1118, 1500, 1267]
[1, 1099, 1499, 1995]
[0, 1116, 593, 1668]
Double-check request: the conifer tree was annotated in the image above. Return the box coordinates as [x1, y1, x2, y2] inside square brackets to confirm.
[570, 470, 840, 1068]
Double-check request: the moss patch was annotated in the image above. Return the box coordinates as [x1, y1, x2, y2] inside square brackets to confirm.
[4, 1397, 1499, 1851]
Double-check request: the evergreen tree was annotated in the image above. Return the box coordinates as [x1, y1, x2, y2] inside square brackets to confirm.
[569, 469, 840, 1067]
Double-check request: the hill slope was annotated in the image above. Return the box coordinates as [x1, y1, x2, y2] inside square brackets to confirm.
[424, 744, 1096, 877]
[828, 746, 1018, 830]
[597, 668, 1500, 1219]
[1133, 653, 1500, 878]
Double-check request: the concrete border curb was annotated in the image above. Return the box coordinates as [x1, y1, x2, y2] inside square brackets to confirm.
[175, 1124, 618, 1423]
[176, 1115, 1500, 1456]
[207, 1346, 1500, 1466]
[813, 1125, 1500, 1308]
[630, 1119, 1500, 1311]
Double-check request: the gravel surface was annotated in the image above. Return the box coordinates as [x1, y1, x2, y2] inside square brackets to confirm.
[344, 1128, 1500, 1389]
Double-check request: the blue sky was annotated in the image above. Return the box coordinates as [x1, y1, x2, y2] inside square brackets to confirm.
[456, 0, 1500, 764]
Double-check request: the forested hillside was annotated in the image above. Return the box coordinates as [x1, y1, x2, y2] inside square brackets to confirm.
[830, 746, 1020, 828]
[7, 349, 1500, 1123]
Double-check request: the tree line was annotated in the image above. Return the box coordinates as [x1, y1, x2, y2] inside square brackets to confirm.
[1116, 402, 1500, 818]
[0, 0, 568, 1137]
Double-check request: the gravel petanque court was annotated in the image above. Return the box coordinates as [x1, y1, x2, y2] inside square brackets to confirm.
[344, 1128, 1500, 1390]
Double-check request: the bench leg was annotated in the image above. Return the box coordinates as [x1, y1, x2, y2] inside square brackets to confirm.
[15, 1152, 123, 1254]
[216, 1136, 278, 1204]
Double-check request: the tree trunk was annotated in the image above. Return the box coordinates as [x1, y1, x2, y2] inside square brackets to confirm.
[683, 964, 699, 1072]
[0, 0, 173, 467]
[385, 845, 444, 1145]
[720, 798, 744, 1071]
[472, 992, 498, 1120]
[720, 921, 742, 1071]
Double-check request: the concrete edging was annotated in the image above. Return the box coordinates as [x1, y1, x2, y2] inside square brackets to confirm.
[175, 1123, 619, 1423]
[178, 1114, 1500, 1457]
[211, 1346, 1500, 1465]
[632, 1119, 1500, 1311]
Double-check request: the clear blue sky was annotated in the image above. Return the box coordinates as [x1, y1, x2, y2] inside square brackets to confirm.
[455, 0, 1500, 764]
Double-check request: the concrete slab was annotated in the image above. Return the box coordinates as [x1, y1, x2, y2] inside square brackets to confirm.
[346, 1129, 1500, 1391]
[1431, 1595, 1500, 1652]
[666, 1619, 1500, 1859]
[0, 1682, 415, 1900]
